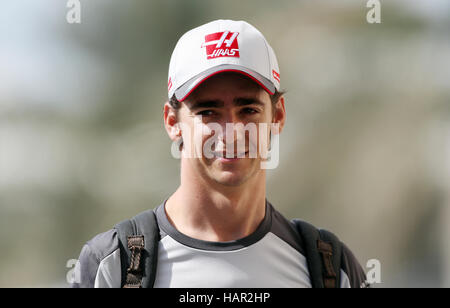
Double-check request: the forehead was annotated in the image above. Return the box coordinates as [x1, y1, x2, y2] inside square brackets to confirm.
[187, 72, 267, 102]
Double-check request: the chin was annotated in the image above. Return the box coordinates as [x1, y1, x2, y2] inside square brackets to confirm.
[209, 170, 248, 187]
[201, 158, 261, 187]
[212, 166, 261, 187]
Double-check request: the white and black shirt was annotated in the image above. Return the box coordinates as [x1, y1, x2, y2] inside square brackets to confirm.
[72, 201, 367, 288]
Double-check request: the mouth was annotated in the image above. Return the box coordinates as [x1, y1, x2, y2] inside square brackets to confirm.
[212, 150, 249, 161]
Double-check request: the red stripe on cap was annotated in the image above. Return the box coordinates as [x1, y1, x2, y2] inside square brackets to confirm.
[272, 69, 280, 82]
[179, 69, 275, 102]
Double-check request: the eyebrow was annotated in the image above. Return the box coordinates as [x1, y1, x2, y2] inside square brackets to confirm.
[234, 97, 265, 107]
[188, 100, 224, 110]
[188, 97, 265, 111]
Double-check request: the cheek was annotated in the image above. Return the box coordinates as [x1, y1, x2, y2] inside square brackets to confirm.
[184, 121, 222, 157]
[257, 124, 272, 150]
[252, 111, 274, 148]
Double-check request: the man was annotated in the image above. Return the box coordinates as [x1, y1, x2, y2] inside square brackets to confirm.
[72, 19, 368, 288]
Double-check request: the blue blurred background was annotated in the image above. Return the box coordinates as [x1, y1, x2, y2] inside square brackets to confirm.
[1, 0, 449, 287]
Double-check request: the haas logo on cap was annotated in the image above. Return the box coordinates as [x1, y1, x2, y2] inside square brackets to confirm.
[202, 31, 240, 59]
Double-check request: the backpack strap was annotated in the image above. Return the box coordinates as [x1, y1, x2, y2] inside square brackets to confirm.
[318, 229, 342, 288]
[114, 209, 160, 288]
[292, 219, 342, 288]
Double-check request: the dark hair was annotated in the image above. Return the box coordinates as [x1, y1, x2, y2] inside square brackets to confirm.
[169, 89, 285, 112]
[169, 94, 182, 110]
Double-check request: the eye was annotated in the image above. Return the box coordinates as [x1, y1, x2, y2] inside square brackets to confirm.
[196, 110, 216, 117]
[241, 107, 259, 115]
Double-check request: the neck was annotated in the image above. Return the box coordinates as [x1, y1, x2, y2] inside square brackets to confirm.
[165, 160, 267, 242]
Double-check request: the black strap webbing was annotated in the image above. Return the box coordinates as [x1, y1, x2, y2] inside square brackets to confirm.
[292, 219, 342, 288]
[123, 235, 144, 288]
[318, 229, 342, 288]
[114, 209, 159, 288]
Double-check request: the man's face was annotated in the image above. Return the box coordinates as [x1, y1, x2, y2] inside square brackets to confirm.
[169, 72, 284, 187]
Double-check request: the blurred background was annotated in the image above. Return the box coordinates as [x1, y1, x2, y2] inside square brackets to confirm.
[1, 0, 449, 287]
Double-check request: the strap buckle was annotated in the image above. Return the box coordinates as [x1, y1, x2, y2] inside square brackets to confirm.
[317, 239, 337, 288]
[127, 236, 145, 273]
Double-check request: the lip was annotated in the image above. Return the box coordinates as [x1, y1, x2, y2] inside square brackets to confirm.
[213, 151, 249, 161]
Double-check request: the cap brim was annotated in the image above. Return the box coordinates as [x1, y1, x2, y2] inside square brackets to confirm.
[174, 64, 275, 102]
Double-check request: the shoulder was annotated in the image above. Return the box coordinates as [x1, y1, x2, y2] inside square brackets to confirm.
[86, 229, 119, 259]
[269, 204, 306, 256]
[340, 241, 370, 288]
[72, 229, 120, 288]
[286, 212, 368, 288]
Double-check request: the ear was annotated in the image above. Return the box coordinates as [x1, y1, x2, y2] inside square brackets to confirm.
[164, 102, 181, 142]
[272, 95, 286, 134]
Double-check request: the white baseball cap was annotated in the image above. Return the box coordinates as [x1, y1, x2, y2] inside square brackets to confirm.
[168, 19, 281, 102]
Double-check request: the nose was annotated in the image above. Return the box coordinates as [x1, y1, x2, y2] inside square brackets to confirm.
[218, 112, 247, 151]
